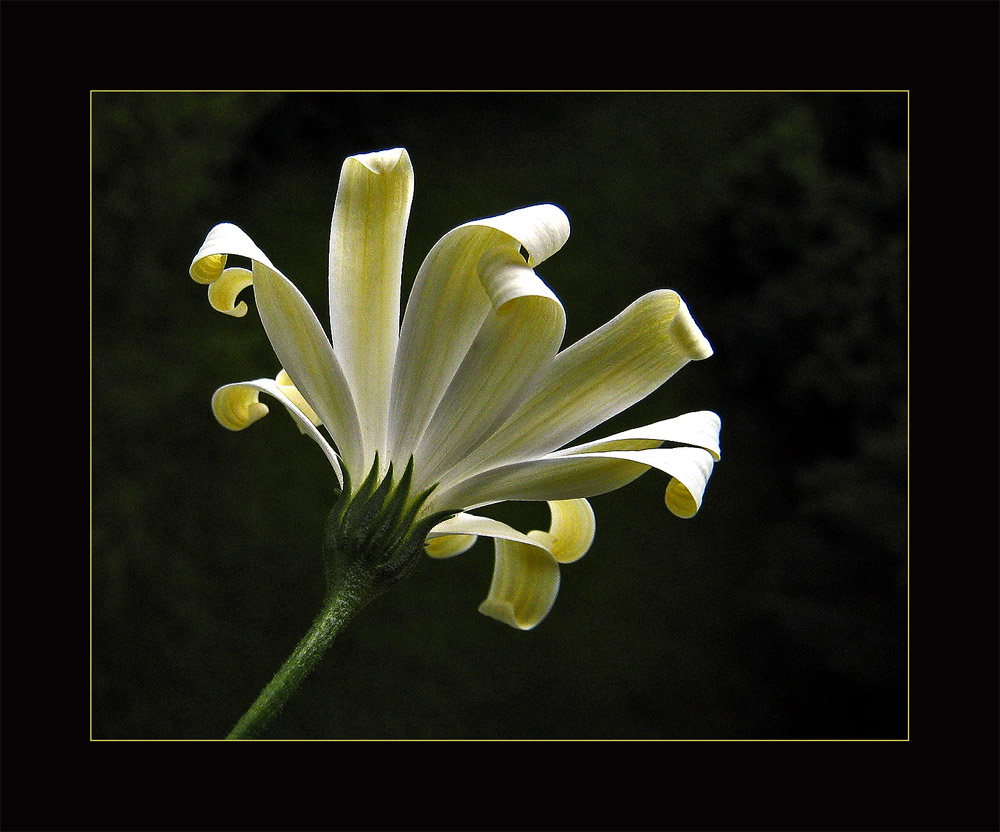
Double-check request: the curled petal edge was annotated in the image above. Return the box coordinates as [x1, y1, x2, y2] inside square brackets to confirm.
[447, 291, 714, 487]
[462, 203, 570, 269]
[425, 512, 549, 555]
[433, 446, 716, 520]
[556, 411, 722, 461]
[207, 267, 254, 317]
[423, 532, 478, 559]
[554, 447, 716, 519]
[212, 378, 345, 487]
[411, 248, 567, 491]
[424, 500, 595, 629]
[190, 222, 276, 284]
[190, 222, 365, 479]
[389, 204, 569, 468]
[478, 536, 561, 631]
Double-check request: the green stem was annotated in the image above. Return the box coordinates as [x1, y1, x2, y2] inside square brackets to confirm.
[226, 564, 378, 740]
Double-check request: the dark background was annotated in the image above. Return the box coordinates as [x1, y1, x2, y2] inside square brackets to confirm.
[91, 90, 908, 741]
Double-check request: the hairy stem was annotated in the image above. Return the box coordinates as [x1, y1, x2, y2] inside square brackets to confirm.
[226, 564, 378, 740]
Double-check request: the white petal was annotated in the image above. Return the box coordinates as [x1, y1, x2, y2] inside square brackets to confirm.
[428, 514, 559, 630]
[426, 512, 551, 552]
[427, 509, 581, 630]
[444, 290, 713, 487]
[388, 204, 570, 467]
[212, 378, 344, 486]
[478, 535, 561, 630]
[423, 499, 594, 563]
[190, 223, 365, 480]
[328, 149, 414, 464]
[412, 247, 566, 490]
[190, 223, 276, 282]
[556, 410, 722, 461]
[275, 370, 321, 428]
[432, 445, 716, 519]
[251, 260, 366, 481]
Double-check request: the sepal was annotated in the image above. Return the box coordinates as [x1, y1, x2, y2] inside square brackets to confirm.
[322, 457, 454, 597]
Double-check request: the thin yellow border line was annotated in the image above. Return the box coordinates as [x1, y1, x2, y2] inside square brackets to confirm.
[89, 90, 911, 742]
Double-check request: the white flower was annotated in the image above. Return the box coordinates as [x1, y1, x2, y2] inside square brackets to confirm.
[190, 148, 721, 630]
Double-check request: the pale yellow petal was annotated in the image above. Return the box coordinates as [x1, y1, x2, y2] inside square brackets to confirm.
[251, 261, 365, 480]
[478, 534, 561, 630]
[211, 378, 344, 485]
[445, 290, 713, 486]
[543, 499, 596, 563]
[328, 149, 414, 462]
[389, 204, 570, 467]
[424, 505, 591, 628]
[412, 247, 565, 490]
[207, 267, 254, 317]
[556, 411, 722, 461]
[432, 446, 716, 520]
[189, 222, 364, 479]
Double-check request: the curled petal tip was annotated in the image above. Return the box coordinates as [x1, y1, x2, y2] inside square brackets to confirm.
[505, 204, 570, 267]
[207, 267, 254, 317]
[190, 252, 227, 285]
[666, 292, 713, 361]
[477, 538, 561, 631]
[665, 479, 700, 518]
[212, 385, 269, 431]
[544, 499, 596, 563]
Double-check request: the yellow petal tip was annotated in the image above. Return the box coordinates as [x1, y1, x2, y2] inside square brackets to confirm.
[212, 385, 270, 431]
[190, 253, 227, 285]
[207, 267, 254, 317]
[665, 478, 700, 518]
[544, 499, 596, 563]
[668, 294, 714, 361]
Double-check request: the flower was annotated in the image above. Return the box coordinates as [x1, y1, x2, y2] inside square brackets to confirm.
[190, 148, 721, 630]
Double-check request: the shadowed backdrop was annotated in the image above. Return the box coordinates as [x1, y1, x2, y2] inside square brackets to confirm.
[91, 91, 907, 740]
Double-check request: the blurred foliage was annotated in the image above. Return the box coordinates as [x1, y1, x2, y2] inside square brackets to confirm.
[696, 96, 908, 736]
[91, 91, 907, 739]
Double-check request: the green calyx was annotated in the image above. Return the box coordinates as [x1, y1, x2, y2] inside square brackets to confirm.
[323, 455, 454, 599]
